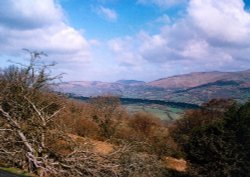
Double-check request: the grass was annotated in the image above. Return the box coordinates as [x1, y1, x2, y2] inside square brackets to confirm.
[124, 104, 183, 121]
[0, 167, 35, 177]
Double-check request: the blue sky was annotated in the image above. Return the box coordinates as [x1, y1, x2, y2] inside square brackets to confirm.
[59, 0, 186, 39]
[1, 0, 250, 82]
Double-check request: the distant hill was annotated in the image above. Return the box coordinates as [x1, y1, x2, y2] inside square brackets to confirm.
[115, 80, 145, 85]
[57, 81, 124, 97]
[56, 70, 250, 105]
[147, 70, 250, 89]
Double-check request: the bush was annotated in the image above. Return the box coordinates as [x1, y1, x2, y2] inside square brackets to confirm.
[90, 96, 123, 139]
[113, 112, 179, 157]
[57, 100, 101, 138]
[0, 52, 66, 176]
[172, 100, 250, 176]
[128, 112, 160, 137]
[170, 99, 233, 148]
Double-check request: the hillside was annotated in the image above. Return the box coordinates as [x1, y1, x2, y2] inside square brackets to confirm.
[147, 71, 231, 89]
[148, 70, 250, 89]
[115, 80, 145, 85]
[57, 70, 250, 105]
[57, 81, 124, 96]
[166, 80, 250, 104]
[0, 58, 187, 177]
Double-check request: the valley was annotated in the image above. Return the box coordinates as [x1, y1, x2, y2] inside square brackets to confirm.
[1, 1, 250, 176]
[68, 95, 199, 121]
[58, 70, 250, 120]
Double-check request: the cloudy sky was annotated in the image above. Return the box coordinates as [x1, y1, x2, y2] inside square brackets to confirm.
[0, 0, 250, 82]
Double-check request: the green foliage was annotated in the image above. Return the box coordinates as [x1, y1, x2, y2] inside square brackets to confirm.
[171, 99, 233, 149]
[0, 167, 35, 177]
[174, 100, 250, 176]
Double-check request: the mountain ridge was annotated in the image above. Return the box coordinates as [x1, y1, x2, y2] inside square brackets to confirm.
[56, 69, 250, 105]
[147, 70, 250, 89]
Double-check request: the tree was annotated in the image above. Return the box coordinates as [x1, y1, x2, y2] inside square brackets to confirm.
[171, 99, 234, 148]
[0, 51, 64, 176]
[175, 100, 250, 177]
[90, 96, 122, 138]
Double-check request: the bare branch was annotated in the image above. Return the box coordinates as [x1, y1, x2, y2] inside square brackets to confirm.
[0, 129, 13, 131]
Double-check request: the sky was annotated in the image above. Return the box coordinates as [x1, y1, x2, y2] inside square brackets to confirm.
[0, 0, 250, 82]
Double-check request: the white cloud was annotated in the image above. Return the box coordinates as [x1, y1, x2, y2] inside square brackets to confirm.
[189, 0, 250, 45]
[108, 37, 145, 66]
[0, 0, 63, 29]
[155, 14, 171, 24]
[97, 6, 118, 22]
[0, 0, 92, 63]
[180, 40, 210, 59]
[107, 0, 250, 78]
[1, 0, 250, 82]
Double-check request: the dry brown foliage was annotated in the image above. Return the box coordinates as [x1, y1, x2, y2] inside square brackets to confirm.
[89, 96, 124, 139]
[112, 112, 179, 157]
[0, 51, 183, 176]
[57, 100, 101, 138]
[0, 57, 66, 176]
[164, 157, 187, 172]
[129, 112, 160, 136]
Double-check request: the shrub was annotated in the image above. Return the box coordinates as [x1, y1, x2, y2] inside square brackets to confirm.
[90, 96, 123, 139]
[128, 112, 160, 137]
[172, 99, 250, 176]
[170, 99, 234, 148]
[57, 100, 101, 138]
[0, 51, 66, 176]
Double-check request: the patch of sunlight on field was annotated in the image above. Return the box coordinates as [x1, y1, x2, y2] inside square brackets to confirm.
[124, 104, 184, 121]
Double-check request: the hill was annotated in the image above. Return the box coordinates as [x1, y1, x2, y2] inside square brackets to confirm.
[57, 70, 250, 105]
[147, 70, 250, 89]
[115, 80, 145, 85]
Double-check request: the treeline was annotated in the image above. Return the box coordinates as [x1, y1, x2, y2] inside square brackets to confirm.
[67, 94, 200, 109]
[0, 52, 249, 177]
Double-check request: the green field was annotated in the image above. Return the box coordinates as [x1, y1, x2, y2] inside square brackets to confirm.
[0, 167, 34, 176]
[70, 95, 196, 121]
[124, 104, 184, 121]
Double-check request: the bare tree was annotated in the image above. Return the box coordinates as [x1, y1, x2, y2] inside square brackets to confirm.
[0, 51, 172, 177]
[0, 51, 64, 176]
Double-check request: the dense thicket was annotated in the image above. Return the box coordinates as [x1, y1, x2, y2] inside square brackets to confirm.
[171, 99, 250, 177]
[0, 52, 68, 176]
